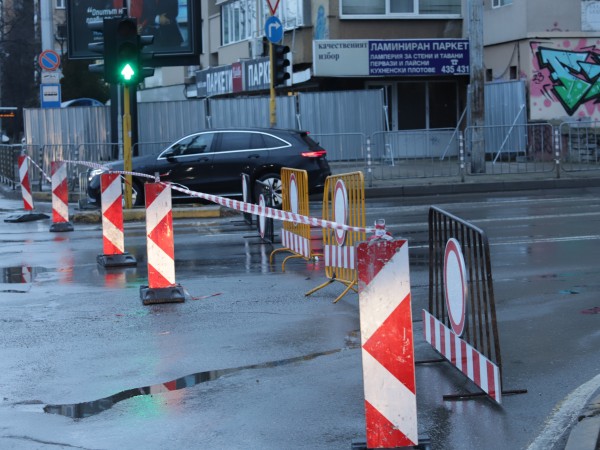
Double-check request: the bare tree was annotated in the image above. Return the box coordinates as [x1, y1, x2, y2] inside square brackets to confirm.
[0, 0, 38, 141]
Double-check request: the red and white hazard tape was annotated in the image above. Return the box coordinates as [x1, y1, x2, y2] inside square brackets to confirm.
[56, 160, 378, 234]
[422, 309, 502, 403]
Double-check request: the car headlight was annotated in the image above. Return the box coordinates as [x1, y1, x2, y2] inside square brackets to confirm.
[87, 168, 105, 183]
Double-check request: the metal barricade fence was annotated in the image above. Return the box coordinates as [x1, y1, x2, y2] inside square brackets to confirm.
[0, 145, 22, 188]
[369, 129, 462, 180]
[306, 171, 366, 303]
[427, 206, 502, 380]
[270, 168, 323, 271]
[309, 133, 366, 162]
[464, 123, 555, 175]
[559, 120, 600, 172]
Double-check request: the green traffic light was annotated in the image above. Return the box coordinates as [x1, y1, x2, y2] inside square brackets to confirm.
[120, 63, 135, 81]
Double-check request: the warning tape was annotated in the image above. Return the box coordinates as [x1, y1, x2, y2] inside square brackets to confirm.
[32, 157, 378, 234]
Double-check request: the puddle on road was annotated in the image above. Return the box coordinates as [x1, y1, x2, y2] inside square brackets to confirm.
[44, 338, 361, 419]
[0, 266, 51, 292]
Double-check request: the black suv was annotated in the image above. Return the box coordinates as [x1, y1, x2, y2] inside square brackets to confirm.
[86, 128, 331, 208]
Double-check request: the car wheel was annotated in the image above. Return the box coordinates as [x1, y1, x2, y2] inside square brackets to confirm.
[255, 173, 282, 208]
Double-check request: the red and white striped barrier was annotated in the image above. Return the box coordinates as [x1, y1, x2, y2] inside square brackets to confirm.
[18, 155, 34, 211]
[97, 173, 136, 267]
[49, 161, 74, 232]
[140, 182, 185, 305]
[422, 309, 502, 404]
[5, 156, 49, 223]
[324, 244, 356, 270]
[356, 237, 418, 448]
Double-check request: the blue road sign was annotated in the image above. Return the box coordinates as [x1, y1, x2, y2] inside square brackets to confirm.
[265, 16, 283, 43]
[40, 84, 61, 108]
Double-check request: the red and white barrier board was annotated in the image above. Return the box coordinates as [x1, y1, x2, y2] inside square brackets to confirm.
[49, 161, 73, 232]
[101, 173, 125, 255]
[145, 182, 175, 288]
[357, 238, 418, 448]
[422, 309, 502, 404]
[18, 155, 34, 211]
[140, 182, 184, 304]
[97, 173, 136, 267]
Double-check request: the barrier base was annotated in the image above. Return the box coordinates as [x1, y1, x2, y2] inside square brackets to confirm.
[351, 436, 431, 450]
[4, 212, 49, 223]
[97, 252, 137, 268]
[50, 221, 74, 232]
[140, 284, 186, 305]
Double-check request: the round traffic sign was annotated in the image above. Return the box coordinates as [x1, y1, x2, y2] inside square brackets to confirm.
[39, 49, 61, 71]
[333, 179, 348, 245]
[444, 238, 468, 336]
[289, 173, 298, 226]
[258, 194, 266, 239]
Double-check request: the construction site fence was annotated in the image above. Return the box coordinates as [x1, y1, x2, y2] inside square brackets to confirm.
[2, 120, 600, 190]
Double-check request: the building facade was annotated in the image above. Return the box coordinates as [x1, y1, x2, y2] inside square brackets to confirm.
[484, 0, 600, 123]
[194, 0, 471, 132]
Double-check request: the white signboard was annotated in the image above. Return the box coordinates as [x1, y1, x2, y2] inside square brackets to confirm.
[582, 1, 600, 31]
[40, 84, 61, 108]
[313, 40, 369, 76]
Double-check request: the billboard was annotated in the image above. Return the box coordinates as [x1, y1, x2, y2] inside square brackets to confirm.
[67, 0, 201, 66]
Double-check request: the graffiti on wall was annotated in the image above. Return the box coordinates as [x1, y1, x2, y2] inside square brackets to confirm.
[531, 39, 600, 120]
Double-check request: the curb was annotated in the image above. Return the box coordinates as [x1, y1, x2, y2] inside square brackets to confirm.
[72, 205, 224, 223]
[565, 392, 600, 450]
[363, 177, 600, 198]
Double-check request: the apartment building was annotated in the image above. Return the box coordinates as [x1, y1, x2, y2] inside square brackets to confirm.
[195, 0, 470, 132]
[39, 1, 598, 128]
[484, 0, 600, 123]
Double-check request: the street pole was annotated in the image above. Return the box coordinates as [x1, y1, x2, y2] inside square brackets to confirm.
[123, 84, 133, 209]
[269, 41, 276, 127]
[469, 0, 486, 173]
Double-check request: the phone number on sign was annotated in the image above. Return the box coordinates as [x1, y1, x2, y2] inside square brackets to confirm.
[441, 65, 469, 74]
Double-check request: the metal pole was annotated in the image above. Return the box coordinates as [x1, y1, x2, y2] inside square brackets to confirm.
[123, 84, 133, 209]
[269, 41, 276, 127]
[469, 0, 486, 173]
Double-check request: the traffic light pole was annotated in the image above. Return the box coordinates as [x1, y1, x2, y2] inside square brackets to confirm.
[269, 41, 276, 127]
[123, 85, 133, 209]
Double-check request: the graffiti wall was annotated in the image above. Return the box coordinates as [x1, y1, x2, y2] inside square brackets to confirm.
[530, 38, 600, 121]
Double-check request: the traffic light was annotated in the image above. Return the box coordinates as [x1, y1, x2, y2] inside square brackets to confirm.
[115, 18, 139, 85]
[272, 44, 291, 86]
[88, 18, 119, 83]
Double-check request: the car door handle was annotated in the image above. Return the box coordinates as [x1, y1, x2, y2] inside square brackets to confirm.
[248, 154, 260, 159]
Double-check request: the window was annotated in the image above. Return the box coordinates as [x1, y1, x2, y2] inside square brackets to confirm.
[222, 0, 305, 45]
[261, 133, 288, 149]
[340, 0, 460, 17]
[219, 132, 253, 151]
[397, 81, 458, 130]
[221, 0, 257, 45]
[492, 0, 512, 7]
[56, 0, 65, 9]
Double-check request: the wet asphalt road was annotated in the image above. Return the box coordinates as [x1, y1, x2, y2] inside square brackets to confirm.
[0, 187, 599, 449]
